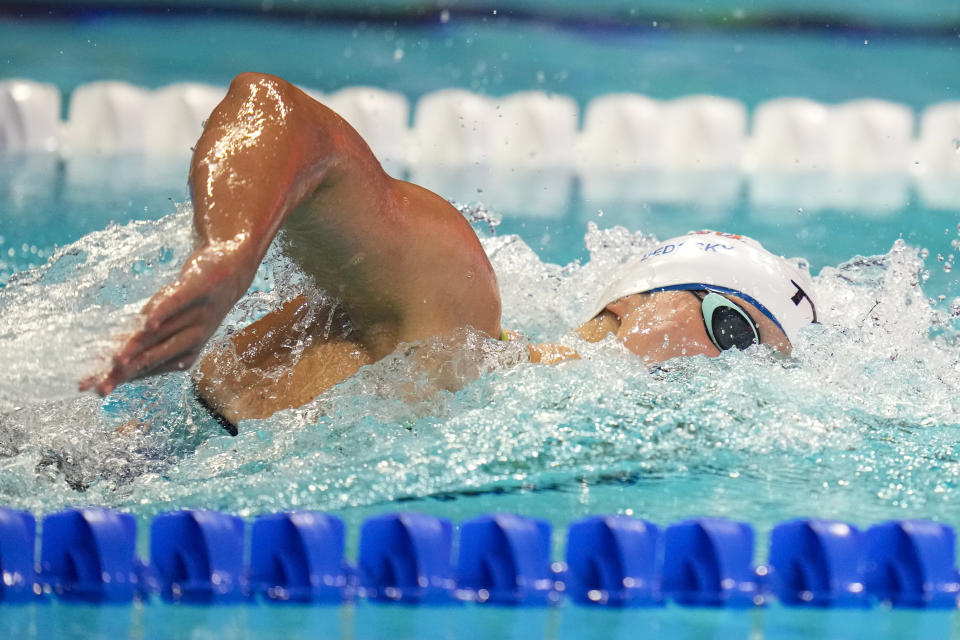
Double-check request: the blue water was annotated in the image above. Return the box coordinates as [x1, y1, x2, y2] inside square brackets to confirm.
[1, 13, 957, 110]
[3, 12, 960, 640]
[3, 158, 960, 546]
[1, 599, 957, 639]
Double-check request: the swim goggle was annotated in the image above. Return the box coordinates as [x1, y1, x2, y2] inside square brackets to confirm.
[688, 290, 759, 351]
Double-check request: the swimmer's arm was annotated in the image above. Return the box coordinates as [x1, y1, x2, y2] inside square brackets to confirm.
[83, 73, 347, 394]
[525, 342, 580, 365]
[574, 310, 620, 342]
[507, 311, 619, 365]
[187, 72, 342, 267]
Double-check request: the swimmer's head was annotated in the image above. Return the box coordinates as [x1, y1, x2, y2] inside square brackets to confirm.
[584, 231, 819, 349]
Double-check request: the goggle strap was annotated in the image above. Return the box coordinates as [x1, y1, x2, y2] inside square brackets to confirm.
[646, 283, 786, 337]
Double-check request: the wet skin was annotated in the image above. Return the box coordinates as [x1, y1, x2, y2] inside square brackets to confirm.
[82, 72, 789, 429]
[82, 72, 500, 424]
[576, 290, 790, 361]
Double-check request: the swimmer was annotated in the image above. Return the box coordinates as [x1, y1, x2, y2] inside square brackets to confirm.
[81, 72, 818, 432]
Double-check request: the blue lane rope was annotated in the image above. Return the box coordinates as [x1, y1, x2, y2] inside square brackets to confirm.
[1, 507, 958, 609]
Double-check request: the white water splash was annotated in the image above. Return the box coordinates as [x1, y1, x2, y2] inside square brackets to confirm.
[0, 205, 959, 533]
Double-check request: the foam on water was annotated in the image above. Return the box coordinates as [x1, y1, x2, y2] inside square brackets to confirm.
[1, 204, 959, 532]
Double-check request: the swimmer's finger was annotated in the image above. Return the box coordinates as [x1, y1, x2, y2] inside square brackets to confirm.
[139, 281, 209, 333]
[118, 325, 206, 383]
[78, 374, 97, 393]
[143, 348, 203, 377]
[97, 324, 207, 394]
[114, 303, 208, 368]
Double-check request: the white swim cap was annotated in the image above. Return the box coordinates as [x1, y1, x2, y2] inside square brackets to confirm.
[584, 231, 818, 343]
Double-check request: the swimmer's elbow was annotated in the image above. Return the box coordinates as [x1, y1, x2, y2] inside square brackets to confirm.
[229, 72, 293, 96]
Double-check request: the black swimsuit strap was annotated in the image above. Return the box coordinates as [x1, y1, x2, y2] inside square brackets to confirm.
[192, 388, 238, 437]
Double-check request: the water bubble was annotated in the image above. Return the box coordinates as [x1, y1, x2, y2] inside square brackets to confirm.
[920, 248, 930, 259]
[439, 9, 450, 23]
[944, 263, 953, 273]
[797, 207, 804, 215]
[950, 298, 960, 317]
[937, 253, 945, 262]
[393, 48, 404, 61]
[954, 139, 960, 153]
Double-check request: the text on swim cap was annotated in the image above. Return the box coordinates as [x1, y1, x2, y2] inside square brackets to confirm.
[640, 241, 735, 263]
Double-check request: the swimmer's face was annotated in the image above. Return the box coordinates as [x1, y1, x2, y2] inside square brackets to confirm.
[601, 290, 790, 364]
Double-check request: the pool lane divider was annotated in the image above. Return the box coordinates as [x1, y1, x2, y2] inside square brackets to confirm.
[1, 507, 959, 609]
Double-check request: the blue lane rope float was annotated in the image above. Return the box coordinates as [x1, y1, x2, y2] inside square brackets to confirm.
[2, 506, 960, 609]
[150, 510, 246, 604]
[662, 517, 760, 608]
[40, 508, 140, 604]
[457, 513, 557, 606]
[564, 515, 661, 607]
[0, 508, 37, 603]
[767, 519, 869, 608]
[357, 512, 456, 604]
[250, 511, 350, 604]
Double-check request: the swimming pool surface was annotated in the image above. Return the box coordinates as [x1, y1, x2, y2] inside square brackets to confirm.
[2, 9, 960, 639]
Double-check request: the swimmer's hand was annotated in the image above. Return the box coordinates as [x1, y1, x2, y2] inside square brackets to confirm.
[502, 329, 580, 365]
[81, 245, 257, 396]
[527, 342, 580, 365]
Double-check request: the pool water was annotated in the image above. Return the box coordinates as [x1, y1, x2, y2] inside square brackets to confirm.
[2, 12, 957, 110]
[2, 10, 960, 639]
[2, 161, 960, 543]
[2, 599, 957, 639]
